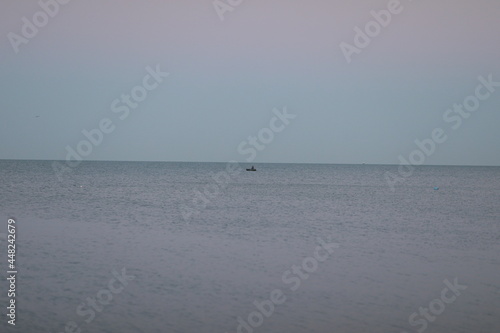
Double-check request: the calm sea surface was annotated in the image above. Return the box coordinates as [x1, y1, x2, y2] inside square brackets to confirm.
[0, 160, 499, 333]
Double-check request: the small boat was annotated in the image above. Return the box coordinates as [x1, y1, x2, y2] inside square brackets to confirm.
[246, 166, 256, 171]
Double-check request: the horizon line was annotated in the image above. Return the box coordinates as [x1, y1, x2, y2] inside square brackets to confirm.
[1, 158, 499, 168]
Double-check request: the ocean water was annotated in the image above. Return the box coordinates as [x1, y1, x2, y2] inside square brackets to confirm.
[0, 160, 499, 333]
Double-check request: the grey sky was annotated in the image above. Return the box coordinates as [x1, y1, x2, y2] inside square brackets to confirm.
[1, 0, 499, 165]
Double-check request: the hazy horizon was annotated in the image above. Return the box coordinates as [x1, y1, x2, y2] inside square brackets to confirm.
[1, 0, 500, 166]
[2, 158, 500, 168]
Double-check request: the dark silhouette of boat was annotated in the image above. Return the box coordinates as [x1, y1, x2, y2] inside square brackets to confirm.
[246, 166, 256, 171]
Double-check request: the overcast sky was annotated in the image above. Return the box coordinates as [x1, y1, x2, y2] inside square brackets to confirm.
[1, 0, 499, 165]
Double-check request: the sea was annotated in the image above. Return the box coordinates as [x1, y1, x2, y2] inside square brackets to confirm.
[0, 160, 499, 333]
